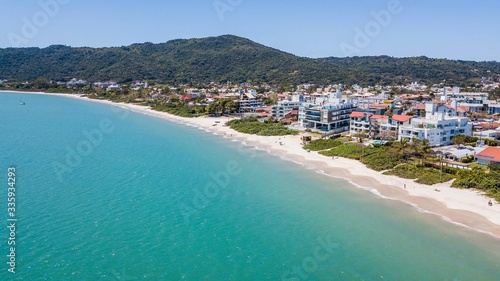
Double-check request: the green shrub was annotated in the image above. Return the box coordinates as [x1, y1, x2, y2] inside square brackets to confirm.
[319, 144, 375, 160]
[461, 155, 474, 163]
[452, 168, 500, 200]
[303, 139, 342, 151]
[226, 117, 298, 136]
[442, 166, 460, 175]
[152, 103, 206, 117]
[362, 150, 403, 171]
[384, 164, 454, 185]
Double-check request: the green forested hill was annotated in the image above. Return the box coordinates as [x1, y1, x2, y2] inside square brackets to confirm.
[0, 35, 498, 86]
[323, 56, 500, 86]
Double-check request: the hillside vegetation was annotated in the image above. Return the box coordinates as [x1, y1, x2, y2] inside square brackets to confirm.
[1, 35, 498, 86]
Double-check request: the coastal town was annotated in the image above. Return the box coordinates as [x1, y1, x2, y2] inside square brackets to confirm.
[3, 78, 500, 147]
[3, 77, 500, 200]
[3, 0, 500, 279]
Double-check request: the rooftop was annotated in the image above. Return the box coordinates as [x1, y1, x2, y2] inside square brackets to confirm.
[476, 147, 500, 162]
[370, 115, 389, 120]
[392, 115, 412, 122]
[349, 112, 368, 118]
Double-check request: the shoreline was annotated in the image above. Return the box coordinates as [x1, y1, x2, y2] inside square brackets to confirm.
[5, 90, 500, 239]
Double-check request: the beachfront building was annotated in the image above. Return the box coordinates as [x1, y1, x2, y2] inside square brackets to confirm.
[66, 78, 88, 87]
[271, 101, 301, 120]
[398, 103, 472, 146]
[236, 90, 263, 113]
[369, 115, 390, 139]
[299, 91, 356, 134]
[433, 145, 484, 163]
[476, 147, 500, 166]
[349, 112, 412, 140]
[349, 112, 372, 135]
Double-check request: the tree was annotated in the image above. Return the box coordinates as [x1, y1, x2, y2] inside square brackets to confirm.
[452, 135, 467, 146]
[353, 130, 369, 143]
[419, 139, 431, 166]
[393, 138, 410, 161]
[34, 77, 50, 89]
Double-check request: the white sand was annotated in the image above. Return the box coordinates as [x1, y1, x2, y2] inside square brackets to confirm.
[7, 91, 500, 238]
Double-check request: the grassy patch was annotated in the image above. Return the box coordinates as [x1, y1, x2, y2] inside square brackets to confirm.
[303, 139, 342, 151]
[452, 169, 500, 201]
[152, 103, 206, 118]
[319, 144, 373, 160]
[362, 150, 403, 171]
[384, 164, 455, 185]
[226, 117, 298, 136]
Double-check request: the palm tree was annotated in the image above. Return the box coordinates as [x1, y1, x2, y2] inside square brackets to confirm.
[393, 138, 410, 162]
[411, 138, 422, 161]
[420, 139, 431, 167]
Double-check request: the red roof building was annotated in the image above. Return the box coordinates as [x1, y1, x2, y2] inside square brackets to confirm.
[370, 115, 389, 120]
[391, 115, 412, 123]
[476, 147, 500, 166]
[369, 104, 390, 110]
[415, 104, 426, 110]
[349, 112, 366, 118]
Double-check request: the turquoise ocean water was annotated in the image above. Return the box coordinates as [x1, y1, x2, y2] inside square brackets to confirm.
[1, 92, 500, 281]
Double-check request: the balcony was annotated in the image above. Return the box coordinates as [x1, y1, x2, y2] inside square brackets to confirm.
[305, 111, 321, 116]
[306, 116, 321, 121]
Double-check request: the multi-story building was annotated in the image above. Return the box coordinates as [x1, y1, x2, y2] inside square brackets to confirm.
[369, 115, 390, 139]
[349, 112, 372, 135]
[398, 103, 472, 146]
[349, 112, 412, 140]
[438, 89, 489, 113]
[299, 91, 356, 133]
[271, 101, 301, 119]
[373, 115, 413, 140]
[485, 100, 500, 114]
[349, 93, 388, 109]
[236, 90, 263, 113]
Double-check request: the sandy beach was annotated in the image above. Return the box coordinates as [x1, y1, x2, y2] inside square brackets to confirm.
[7, 91, 500, 239]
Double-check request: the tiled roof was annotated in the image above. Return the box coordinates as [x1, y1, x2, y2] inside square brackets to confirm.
[369, 104, 390, 109]
[349, 112, 367, 118]
[476, 147, 500, 162]
[370, 115, 389, 120]
[415, 104, 426, 110]
[392, 115, 412, 122]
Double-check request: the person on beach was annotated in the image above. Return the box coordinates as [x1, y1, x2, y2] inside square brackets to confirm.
[489, 200, 493, 206]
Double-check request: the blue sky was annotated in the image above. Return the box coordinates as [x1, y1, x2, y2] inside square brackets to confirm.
[0, 0, 499, 61]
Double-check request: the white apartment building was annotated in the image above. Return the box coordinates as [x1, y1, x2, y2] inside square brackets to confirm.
[349, 112, 372, 135]
[272, 101, 301, 119]
[349, 112, 412, 140]
[398, 103, 472, 146]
